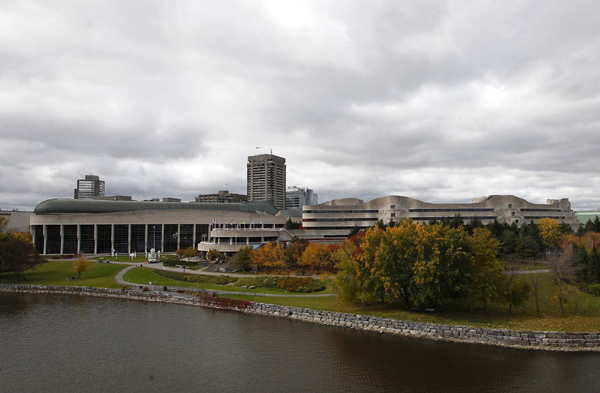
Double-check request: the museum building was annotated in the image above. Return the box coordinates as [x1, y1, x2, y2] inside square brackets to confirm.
[30, 199, 292, 256]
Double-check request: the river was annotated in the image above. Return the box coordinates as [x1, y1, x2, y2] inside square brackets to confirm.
[1, 293, 599, 393]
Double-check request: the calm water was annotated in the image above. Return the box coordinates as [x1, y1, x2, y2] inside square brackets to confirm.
[1, 293, 599, 393]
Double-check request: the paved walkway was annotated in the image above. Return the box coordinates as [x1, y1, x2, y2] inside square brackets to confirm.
[112, 263, 335, 298]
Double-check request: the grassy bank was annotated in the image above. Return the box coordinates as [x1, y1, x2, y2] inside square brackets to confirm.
[5, 261, 600, 332]
[0, 261, 128, 289]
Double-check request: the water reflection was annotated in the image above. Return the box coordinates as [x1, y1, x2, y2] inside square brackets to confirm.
[0, 293, 599, 393]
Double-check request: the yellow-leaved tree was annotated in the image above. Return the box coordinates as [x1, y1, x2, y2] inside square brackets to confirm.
[468, 228, 505, 312]
[538, 217, 561, 250]
[298, 243, 334, 272]
[73, 255, 90, 279]
[250, 242, 285, 270]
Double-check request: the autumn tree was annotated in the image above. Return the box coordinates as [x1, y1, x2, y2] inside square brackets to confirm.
[373, 220, 422, 308]
[0, 239, 45, 281]
[332, 239, 360, 303]
[183, 247, 198, 261]
[207, 249, 221, 262]
[538, 218, 561, 252]
[73, 255, 90, 279]
[468, 228, 505, 312]
[298, 243, 334, 272]
[411, 224, 473, 308]
[250, 242, 285, 270]
[354, 226, 385, 304]
[176, 248, 186, 259]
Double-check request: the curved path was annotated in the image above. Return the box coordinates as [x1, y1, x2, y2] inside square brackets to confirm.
[112, 264, 335, 298]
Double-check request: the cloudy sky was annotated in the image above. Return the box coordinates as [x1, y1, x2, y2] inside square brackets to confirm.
[2, 0, 600, 211]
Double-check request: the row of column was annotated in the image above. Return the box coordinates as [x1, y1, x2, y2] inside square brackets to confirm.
[34, 224, 202, 255]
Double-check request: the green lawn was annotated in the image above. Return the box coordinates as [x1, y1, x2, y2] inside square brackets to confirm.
[5, 260, 600, 332]
[0, 260, 128, 288]
[123, 267, 330, 296]
[224, 273, 600, 333]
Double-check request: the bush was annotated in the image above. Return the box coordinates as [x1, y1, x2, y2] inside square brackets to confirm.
[579, 283, 600, 297]
[142, 286, 149, 291]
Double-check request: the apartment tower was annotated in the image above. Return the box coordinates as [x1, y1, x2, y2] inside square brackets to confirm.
[247, 154, 286, 211]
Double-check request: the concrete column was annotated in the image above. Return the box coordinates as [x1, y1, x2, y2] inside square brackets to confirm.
[160, 225, 164, 252]
[77, 224, 81, 254]
[60, 224, 64, 255]
[177, 224, 181, 250]
[94, 224, 97, 254]
[43, 225, 47, 255]
[128, 224, 131, 254]
[111, 224, 115, 255]
[192, 224, 197, 248]
[144, 224, 148, 253]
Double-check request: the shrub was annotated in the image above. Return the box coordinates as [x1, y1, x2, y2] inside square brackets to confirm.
[142, 286, 149, 291]
[579, 283, 600, 297]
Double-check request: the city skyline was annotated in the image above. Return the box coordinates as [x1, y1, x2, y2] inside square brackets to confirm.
[2, 1, 600, 211]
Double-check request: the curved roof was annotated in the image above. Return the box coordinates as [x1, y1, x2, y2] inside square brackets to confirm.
[34, 198, 259, 215]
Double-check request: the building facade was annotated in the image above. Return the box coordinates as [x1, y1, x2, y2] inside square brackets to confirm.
[29, 198, 291, 256]
[247, 154, 286, 211]
[302, 195, 580, 241]
[74, 174, 105, 200]
[286, 186, 318, 209]
[195, 190, 247, 204]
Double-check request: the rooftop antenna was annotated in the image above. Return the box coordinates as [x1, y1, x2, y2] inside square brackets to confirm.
[269, 148, 273, 154]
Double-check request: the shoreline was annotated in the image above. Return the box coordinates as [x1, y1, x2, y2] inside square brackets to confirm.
[2, 284, 599, 352]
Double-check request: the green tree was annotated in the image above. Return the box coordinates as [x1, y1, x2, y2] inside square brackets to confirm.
[234, 246, 253, 271]
[500, 229, 517, 256]
[504, 275, 530, 315]
[284, 237, 307, 269]
[347, 225, 362, 238]
[0, 239, 45, 281]
[284, 218, 300, 230]
[516, 235, 541, 260]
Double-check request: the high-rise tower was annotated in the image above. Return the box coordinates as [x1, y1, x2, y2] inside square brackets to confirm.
[74, 174, 105, 199]
[247, 154, 286, 211]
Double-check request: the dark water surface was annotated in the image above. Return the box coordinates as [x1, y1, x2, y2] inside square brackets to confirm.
[1, 293, 599, 393]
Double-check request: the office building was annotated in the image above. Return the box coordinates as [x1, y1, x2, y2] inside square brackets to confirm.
[195, 190, 247, 204]
[302, 195, 580, 241]
[286, 186, 318, 209]
[247, 154, 286, 211]
[74, 175, 105, 200]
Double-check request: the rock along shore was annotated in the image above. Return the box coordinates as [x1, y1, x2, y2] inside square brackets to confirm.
[2, 284, 599, 352]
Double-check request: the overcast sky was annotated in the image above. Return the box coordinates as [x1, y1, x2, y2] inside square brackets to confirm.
[2, 0, 600, 211]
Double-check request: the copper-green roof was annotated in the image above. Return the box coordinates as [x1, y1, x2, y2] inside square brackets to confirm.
[34, 198, 260, 215]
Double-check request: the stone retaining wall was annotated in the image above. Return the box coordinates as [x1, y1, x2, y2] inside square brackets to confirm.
[2, 284, 599, 351]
